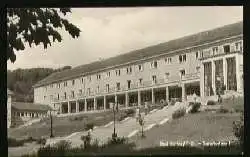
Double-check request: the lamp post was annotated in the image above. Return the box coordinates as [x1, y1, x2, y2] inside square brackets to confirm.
[112, 102, 117, 139]
[50, 110, 54, 138]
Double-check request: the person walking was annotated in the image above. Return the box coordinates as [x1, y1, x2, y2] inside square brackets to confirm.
[144, 102, 149, 115]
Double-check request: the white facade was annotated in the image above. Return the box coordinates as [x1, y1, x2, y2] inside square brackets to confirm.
[34, 23, 243, 115]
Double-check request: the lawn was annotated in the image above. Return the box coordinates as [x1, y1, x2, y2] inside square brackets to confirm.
[129, 111, 241, 149]
[221, 96, 244, 112]
[8, 109, 134, 140]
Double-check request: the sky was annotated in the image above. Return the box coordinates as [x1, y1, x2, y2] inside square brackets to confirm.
[7, 6, 243, 70]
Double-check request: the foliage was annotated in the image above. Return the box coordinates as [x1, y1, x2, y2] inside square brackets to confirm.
[189, 102, 201, 113]
[7, 67, 71, 102]
[206, 100, 217, 106]
[233, 113, 244, 146]
[7, 8, 81, 62]
[69, 115, 85, 121]
[124, 109, 135, 116]
[117, 113, 127, 121]
[80, 132, 91, 149]
[8, 136, 38, 147]
[217, 106, 229, 113]
[105, 137, 127, 146]
[36, 138, 46, 145]
[8, 137, 24, 147]
[172, 108, 186, 119]
[84, 123, 94, 131]
[170, 99, 176, 106]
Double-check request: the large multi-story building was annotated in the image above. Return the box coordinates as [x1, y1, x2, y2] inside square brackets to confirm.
[33, 21, 243, 114]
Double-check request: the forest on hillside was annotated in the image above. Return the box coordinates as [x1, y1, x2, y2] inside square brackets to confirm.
[7, 66, 71, 102]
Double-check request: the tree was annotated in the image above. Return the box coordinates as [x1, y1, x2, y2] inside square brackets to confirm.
[7, 8, 81, 62]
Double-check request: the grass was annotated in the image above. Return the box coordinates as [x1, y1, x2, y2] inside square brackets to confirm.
[130, 111, 241, 149]
[220, 96, 244, 112]
[8, 109, 134, 139]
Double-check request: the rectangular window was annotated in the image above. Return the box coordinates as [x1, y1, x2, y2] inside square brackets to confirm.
[139, 78, 143, 86]
[97, 74, 101, 80]
[180, 70, 186, 78]
[138, 64, 143, 71]
[152, 75, 157, 84]
[223, 45, 230, 53]
[196, 51, 199, 59]
[235, 41, 243, 51]
[64, 92, 67, 99]
[183, 54, 186, 62]
[165, 57, 172, 64]
[57, 94, 59, 100]
[81, 78, 84, 84]
[151, 61, 158, 68]
[57, 83, 60, 88]
[127, 67, 132, 74]
[165, 72, 170, 80]
[212, 47, 218, 55]
[179, 55, 182, 62]
[127, 80, 131, 89]
[72, 80, 75, 85]
[107, 72, 111, 77]
[88, 76, 91, 82]
[64, 81, 67, 87]
[116, 82, 120, 91]
[116, 69, 121, 76]
[71, 91, 75, 98]
[44, 96, 46, 100]
[87, 88, 90, 95]
[106, 84, 110, 92]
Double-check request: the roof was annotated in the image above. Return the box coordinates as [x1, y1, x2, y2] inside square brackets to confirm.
[34, 21, 243, 88]
[12, 102, 52, 111]
[7, 89, 14, 95]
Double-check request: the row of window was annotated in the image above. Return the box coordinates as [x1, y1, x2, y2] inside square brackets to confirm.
[44, 41, 242, 90]
[13, 111, 45, 117]
[46, 67, 201, 101]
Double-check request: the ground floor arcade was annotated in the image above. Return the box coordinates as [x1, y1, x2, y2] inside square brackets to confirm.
[57, 81, 201, 114]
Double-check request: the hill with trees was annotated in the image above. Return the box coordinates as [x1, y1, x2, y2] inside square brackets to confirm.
[7, 66, 72, 102]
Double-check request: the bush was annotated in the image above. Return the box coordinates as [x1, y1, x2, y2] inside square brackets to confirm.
[85, 123, 94, 130]
[118, 113, 127, 121]
[217, 106, 229, 113]
[55, 140, 72, 150]
[170, 99, 176, 106]
[81, 132, 91, 149]
[105, 137, 127, 146]
[36, 138, 46, 145]
[233, 113, 244, 146]
[207, 100, 217, 106]
[8, 138, 24, 147]
[124, 109, 135, 116]
[172, 108, 186, 119]
[189, 102, 201, 113]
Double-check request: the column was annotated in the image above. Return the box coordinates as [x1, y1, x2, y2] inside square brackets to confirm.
[125, 92, 129, 108]
[235, 54, 241, 92]
[115, 95, 118, 104]
[223, 57, 227, 90]
[182, 83, 186, 102]
[76, 101, 79, 113]
[211, 61, 216, 95]
[67, 102, 70, 113]
[84, 99, 87, 112]
[200, 63, 205, 98]
[94, 98, 97, 110]
[166, 86, 169, 102]
[104, 96, 106, 110]
[60, 103, 62, 114]
[138, 90, 141, 106]
[152, 88, 155, 104]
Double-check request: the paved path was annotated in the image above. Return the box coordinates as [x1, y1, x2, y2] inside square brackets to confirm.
[46, 102, 187, 148]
